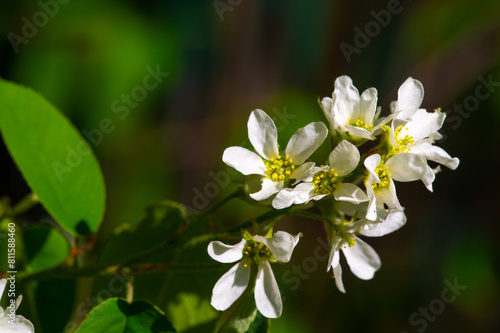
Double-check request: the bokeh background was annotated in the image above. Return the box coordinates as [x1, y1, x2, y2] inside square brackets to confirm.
[1, 0, 500, 332]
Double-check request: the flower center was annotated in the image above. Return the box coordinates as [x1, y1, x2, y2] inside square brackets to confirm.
[313, 169, 338, 195]
[394, 125, 414, 153]
[371, 164, 391, 194]
[264, 155, 295, 182]
[346, 117, 373, 130]
[243, 241, 272, 266]
[339, 232, 356, 248]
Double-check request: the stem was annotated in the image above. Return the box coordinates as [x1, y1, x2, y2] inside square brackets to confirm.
[197, 189, 240, 219]
[11, 193, 39, 217]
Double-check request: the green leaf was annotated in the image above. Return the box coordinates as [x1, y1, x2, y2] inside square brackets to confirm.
[216, 289, 270, 333]
[22, 224, 71, 272]
[0, 78, 106, 235]
[76, 298, 177, 333]
[98, 201, 187, 265]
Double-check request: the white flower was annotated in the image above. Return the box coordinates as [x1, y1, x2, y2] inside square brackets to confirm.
[223, 109, 328, 201]
[335, 200, 407, 237]
[390, 108, 460, 170]
[364, 153, 434, 221]
[390, 77, 425, 120]
[326, 220, 381, 293]
[272, 140, 368, 209]
[208, 231, 301, 318]
[0, 279, 34, 333]
[320, 76, 382, 141]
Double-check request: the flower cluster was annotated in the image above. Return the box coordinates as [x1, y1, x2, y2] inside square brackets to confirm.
[0, 279, 35, 332]
[209, 75, 459, 318]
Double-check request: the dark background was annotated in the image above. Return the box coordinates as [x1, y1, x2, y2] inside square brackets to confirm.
[1, 0, 499, 332]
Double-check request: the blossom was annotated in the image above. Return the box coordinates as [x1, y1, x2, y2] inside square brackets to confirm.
[390, 77, 425, 120]
[390, 108, 460, 170]
[0, 279, 34, 333]
[320, 76, 381, 141]
[364, 153, 434, 221]
[223, 109, 328, 201]
[326, 220, 381, 293]
[272, 140, 368, 209]
[208, 231, 301, 318]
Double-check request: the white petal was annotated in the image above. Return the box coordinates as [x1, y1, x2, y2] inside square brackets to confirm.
[255, 261, 282, 318]
[320, 95, 336, 131]
[333, 183, 368, 204]
[208, 239, 246, 263]
[360, 209, 407, 237]
[385, 153, 428, 182]
[222, 147, 266, 176]
[342, 238, 381, 280]
[327, 236, 342, 270]
[358, 87, 378, 126]
[403, 109, 445, 141]
[285, 122, 328, 164]
[250, 179, 283, 201]
[329, 140, 360, 177]
[364, 183, 378, 221]
[248, 109, 279, 160]
[290, 162, 315, 184]
[272, 183, 314, 209]
[344, 125, 375, 140]
[254, 231, 301, 263]
[211, 262, 251, 311]
[0, 279, 6, 303]
[422, 165, 435, 192]
[411, 142, 460, 170]
[364, 154, 382, 184]
[395, 77, 424, 119]
[333, 264, 346, 293]
[0, 314, 35, 332]
[334, 75, 360, 122]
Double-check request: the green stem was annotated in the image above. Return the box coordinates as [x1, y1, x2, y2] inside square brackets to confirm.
[196, 189, 240, 219]
[11, 193, 39, 217]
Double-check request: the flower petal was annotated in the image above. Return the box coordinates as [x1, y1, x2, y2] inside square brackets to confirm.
[411, 142, 460, 170]
[211, 262, 251, 311]
[329, 140, 360, 176]
[364, 183, 378, 221]
[255, 261, 282, 318]
[320, 95, 337, 131]
[385, 153, 428, 182]
[327, 236, 342, 270]
[360, 208, 407, 237]
[0, 314, 35, 332]
[358, 87, 378, 126]
[272, 183, 314, 209]
[344, 125, 375, 140]
[334, 75, 360, 122]
[333, 264, 346, 293]
[222, 147, 266, 176]
[248, 109, 279, 160]
[250, 178, 283, 201]
[208, 239, 246, 263]
[286, 122, 328, 164]
[0, 279, 6, 303]
[342, 238, 381, 280]
[333, 183, 368, 204]
[290, 162, 315, 184]
[364, 154, 382, 184]
[395, 77, 424, 119]
[403, 109, 445, 141]
[254, 231, 301, 263]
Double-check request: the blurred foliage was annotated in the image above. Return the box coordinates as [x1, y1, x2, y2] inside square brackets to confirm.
[1, 0, 499, 332]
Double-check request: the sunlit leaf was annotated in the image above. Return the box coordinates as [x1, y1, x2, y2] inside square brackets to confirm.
[76, 298, 176, 333]
[0, 78, 106, 235]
